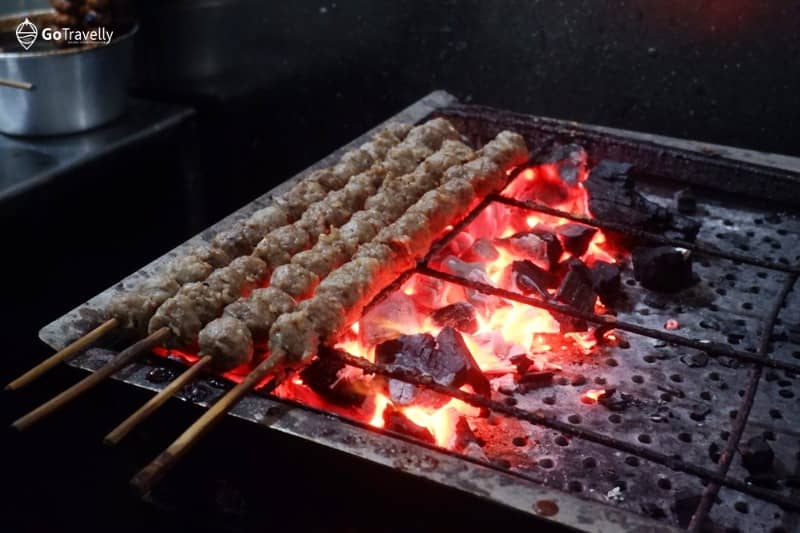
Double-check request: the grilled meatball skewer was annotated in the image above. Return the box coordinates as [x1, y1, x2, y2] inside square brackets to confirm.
[198, 139, 475, 369]
[130, 131, 528, 493]
[106, 123, 411, 337]
[148, 119, 458, 354]
[271, 138, 476, 297]
[108, 118, 459, 437]
[269, 131, 529, 362]
[104, 119, 462, 443]
[8, 124, 409, 396]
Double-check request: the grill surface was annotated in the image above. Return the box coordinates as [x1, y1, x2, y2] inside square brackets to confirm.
[39, 91, 800, 532]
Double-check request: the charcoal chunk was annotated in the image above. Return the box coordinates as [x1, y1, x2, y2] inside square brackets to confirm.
[632, 246, 694, 292]
[461, 238, 499, 263]
[552, 256, 584, 281]
[436, 326, 491, 396]
[589, 261, 621, 305]
[374, 328, 490, 406]
[360, 292, 421, 346]
[669, 213, 702, 242]
[383, 405, 435, 443]
[674, 188, 697, 215]
[496, 231, 552, 269]
[512, 260, 558, 296]
[376, 333, 444, 407]
[585, 160, 700, 241]
[299, 357, 366, 407]
[375, 333, 437, 367]
[557, 223, 597, 257]
[555, 261, 596, 331]
[528, 230, 563, 268]
[542, 144, 588, 185]
[431, 302, 478, 334]
[739, 436, 774, 472]
[517, 371, 554, 393]
[537, 143, 587, 184]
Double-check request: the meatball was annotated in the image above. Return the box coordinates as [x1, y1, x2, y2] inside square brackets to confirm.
[223, 287, 296, 342]
[166, 255, 214, 285]
[269, 264, 320, 299]
[199, 316, 254, 371]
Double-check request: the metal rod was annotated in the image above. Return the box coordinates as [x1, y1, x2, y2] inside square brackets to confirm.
[688, 272, 799, 531]
[327, 348, 800, 513]
[417, 265, 800, 375]
[11, 327, 168, 431]
[491, 194, 799, 274]
[6, 318, 119, 391]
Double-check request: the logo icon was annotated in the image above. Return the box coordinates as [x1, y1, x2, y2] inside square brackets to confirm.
[16, 18, 38, 50]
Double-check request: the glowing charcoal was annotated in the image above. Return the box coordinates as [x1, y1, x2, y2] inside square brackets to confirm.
[298, 357, 366, 407]
[431, 302, 478, 334]
[383, 405, 435, 443]
[556, 223, 597, 257]
[359, 292, 422, 346]
[461, 238, 500, 263]
[435, 326, 490, 397]
[512, 259, 558, 296]
[554, 261, 596, 332]
[534, 143, 588, 185]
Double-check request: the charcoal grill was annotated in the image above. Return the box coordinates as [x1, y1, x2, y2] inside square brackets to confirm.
[38, 91, 800, 532]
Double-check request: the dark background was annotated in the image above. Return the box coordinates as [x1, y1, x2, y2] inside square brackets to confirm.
[2, 1, 798, 531]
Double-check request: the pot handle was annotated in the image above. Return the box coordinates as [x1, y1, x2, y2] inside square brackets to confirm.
[0, 78, 34, 90]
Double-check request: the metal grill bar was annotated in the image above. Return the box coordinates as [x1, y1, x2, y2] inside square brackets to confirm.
[416, 266, 800, 375]
[688, 272, 799, 530]
[326, 348, 800, 512]
[491, 195, 799, 274]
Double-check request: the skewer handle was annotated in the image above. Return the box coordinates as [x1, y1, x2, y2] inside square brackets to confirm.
[104, 355, 213, 446]
[11, 327, 170, 431]
[0, 78, 34, 90]
[130, 351, 287, 495]
[6, 318, 119, 391]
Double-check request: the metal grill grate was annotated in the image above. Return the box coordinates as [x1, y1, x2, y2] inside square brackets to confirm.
[315, 162, 799, 529]
[38, 92, 800, 532]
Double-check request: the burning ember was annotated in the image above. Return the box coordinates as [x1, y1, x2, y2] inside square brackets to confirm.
[581, 389, 608, 404]
[272, 145, 641, 449]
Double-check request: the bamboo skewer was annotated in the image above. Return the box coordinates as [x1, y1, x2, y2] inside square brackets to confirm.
[11, 327, 170, 431]
[6, 318, 119, 391]
[104, 355, 213, 446]
[130, 351, 287, 495]
[0, 78, 34, 90]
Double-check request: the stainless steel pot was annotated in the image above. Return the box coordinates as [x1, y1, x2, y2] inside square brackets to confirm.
[0, 10, 137, 136]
